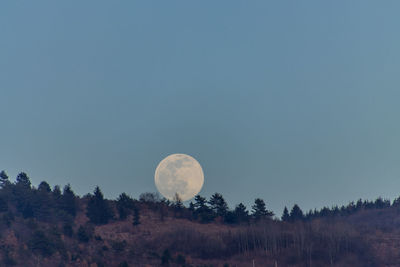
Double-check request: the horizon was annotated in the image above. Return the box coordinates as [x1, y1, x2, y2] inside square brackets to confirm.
[0, 169, 396, 218]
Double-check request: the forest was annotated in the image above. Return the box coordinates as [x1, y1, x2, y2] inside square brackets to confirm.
[0, 170, 399, 266]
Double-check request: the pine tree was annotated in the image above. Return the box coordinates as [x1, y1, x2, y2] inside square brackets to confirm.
[281, 206, 290, 222]
[209, 193, 228, 217]
[0, 170, 10, 188]
[194, 195, 207, 209]
[60, 184, 77, 217]
[193, 195, 214, 223]
[116, 193, 135, 220]
[289, 204, 304, 222]
[252, 198, 274, 220]
[14, 172, 33, 216]
[234, 203, 249, 223]
[34, 181, 53, 220]
[52, 185, 62, 199]
[38, 181, 51, 193]
[16, 172, 31, 188]
[86, 186, 114, 225]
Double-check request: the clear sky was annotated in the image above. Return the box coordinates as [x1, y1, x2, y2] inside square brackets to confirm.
[1, 1, 400, 215]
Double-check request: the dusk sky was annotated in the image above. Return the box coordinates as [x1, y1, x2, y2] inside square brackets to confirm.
[1, 1, 400, 215]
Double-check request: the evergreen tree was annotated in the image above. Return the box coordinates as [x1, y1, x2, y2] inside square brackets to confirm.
[14, 172, 33, 216]
[289, 204, 304, 222]
[393, 196, 400, 207]
[34, 182, 53, 220]
[86, 186, 114, 225]
[52, 185, 62, 199]
[252, 198, 274, 220]
[194, 195, 207, 209]
[374, 197, 390, 209]
[209, 193, 228, 217]
[116, 193, 135, 220]
[38, 181, 51, 193]
[234, 203, 249, 223]
[281, 206, 290, 222]
[223, 210, 237, 224]
[193, 195, 214, 223]
[0, 170, 10, 188]
[16, 172, 31, 188]
[60, 184, 77, 217]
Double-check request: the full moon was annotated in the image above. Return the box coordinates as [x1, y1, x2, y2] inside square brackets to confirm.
[154, 154, 204, 201]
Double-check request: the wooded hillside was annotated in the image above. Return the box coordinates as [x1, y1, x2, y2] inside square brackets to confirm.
[0, 170, 398, 266]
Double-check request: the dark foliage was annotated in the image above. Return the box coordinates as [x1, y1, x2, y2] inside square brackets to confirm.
[133, 206, 140, 226]
[251, 198, 274, 220]
[193, 195, 215, 223]
[77, 225, 91, 243]
[289, 204, 304, 222]
[86, 186, 114, 225]
[281, 206, 290, 222]
[209, 193, 228, 217]
[161, 249, 172, 266]
[29, 230, 55, 256]
[116, 193, 135, 220]
[233, 203, 250, 223]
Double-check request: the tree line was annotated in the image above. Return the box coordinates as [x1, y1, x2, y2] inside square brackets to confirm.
[0, 170, 398, 227]
[0, 170, 394, 266]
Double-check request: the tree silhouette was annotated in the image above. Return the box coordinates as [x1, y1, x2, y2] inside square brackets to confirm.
[38, 181, 51, 193]
[234, 203, 249, 223]
[194, 195, 214, 223]
[52, 185, 62, 199]
[60, 184, 77, 217]
[16, 172, 31, 188]
[281, 206, 290, 222]
[252, 198, 274, 220]
[209, 193, 228, 217]
[289, 204, 304, 222]
[0, 170, 9, 188]
[116, 193, 135, 220]
[86, 186, 113, 225]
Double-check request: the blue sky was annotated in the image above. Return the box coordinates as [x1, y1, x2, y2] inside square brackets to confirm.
[1, 1, 400, 215]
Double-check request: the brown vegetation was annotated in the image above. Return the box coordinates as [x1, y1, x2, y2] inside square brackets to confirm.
[0, 171, 398, 266]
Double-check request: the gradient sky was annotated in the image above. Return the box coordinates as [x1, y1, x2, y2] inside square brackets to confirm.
[1, 1, 400, 215]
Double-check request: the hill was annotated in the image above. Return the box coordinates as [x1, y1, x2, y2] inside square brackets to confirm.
[0, 171, 399, 266]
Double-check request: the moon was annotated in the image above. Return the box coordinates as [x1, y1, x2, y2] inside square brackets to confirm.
[154, 154, 204, 201]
